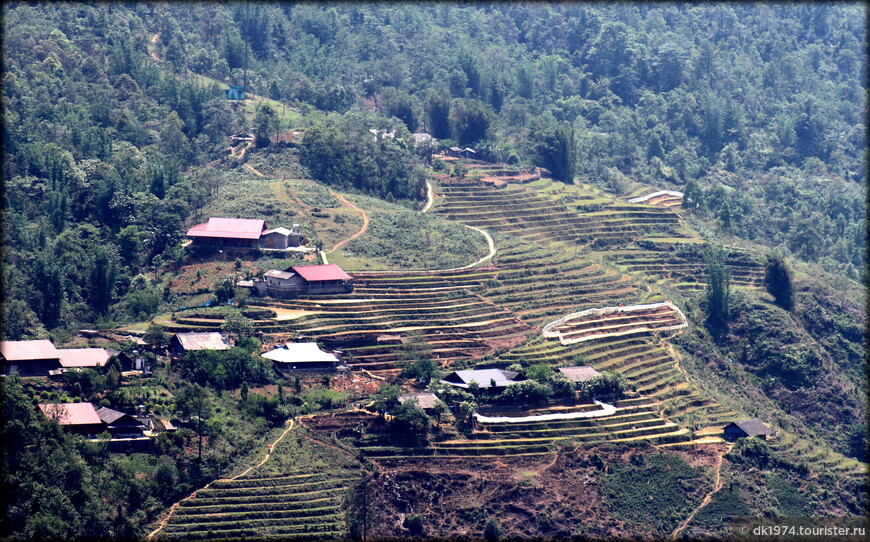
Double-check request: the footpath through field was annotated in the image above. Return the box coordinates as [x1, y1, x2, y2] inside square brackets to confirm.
[670, 443, 733, 539]
[327, 192, 370, 253]
[146, 419, 296, 540]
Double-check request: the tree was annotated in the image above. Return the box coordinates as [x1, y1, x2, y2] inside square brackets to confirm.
[143, 324, 170, 349]
[483, 518, 503, 542]
[253, 103, 278, 147]
[371, 385, 402, 416]
[426, 91, 451, 139]
[177, 383, 213, 461]
[222, 310, 254, 342]
[449, 99, 493, 146]
[391, 401, 430, 442]
[530, 117, 577, 183]
[764, 253, 794, 311]
[583, 371, 630, 399]
[705, 245, 731, 336]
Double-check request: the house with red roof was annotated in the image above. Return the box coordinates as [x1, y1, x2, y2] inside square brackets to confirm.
[250, 264, 354, 298]
[186, 217, 267, 249]
[0, 340, 62, 376]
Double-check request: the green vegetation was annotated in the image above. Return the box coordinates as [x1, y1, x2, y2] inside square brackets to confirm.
[602, 453, 707, 536]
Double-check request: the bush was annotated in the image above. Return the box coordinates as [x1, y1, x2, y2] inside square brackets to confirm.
[483, 518, 503, 542]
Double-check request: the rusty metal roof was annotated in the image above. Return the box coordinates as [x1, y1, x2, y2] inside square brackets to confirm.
[39, 402, 102, 426]
[58, 348, 110, 368]
[174, 332, 230, 351]
[558, 366, 601, 383]
[290, 264, 353, 282]
[186, 218, 266, 240]
[0, 340, 60, 361]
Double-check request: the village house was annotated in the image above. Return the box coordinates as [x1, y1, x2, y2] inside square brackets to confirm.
[558, 366, 601, 384]
[723, 419, 776, 441]
[186, 217, 267, 249]
[440, 369, 526, 390]
[38, 402, 105, 436]
[250, 264, 354, 298]
[260, 224, 303, 249]
[398, 392, 442, 412]
[169, 332, 230, 359]
[57, 348, 111, 371]
[1, 340, 62, 376]
[262, 342, 341, 370]
[97, 406, 148, 439]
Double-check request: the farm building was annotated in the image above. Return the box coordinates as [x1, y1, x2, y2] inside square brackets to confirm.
[399, 392, 442, 411]
[97, 407, 148, 439]
[289, 264, 355, 295]
[558, 366, 601, 383]
[38, 402, 105, 435]
[169, 332, 230, 358]
[106, 349, 145, 371]
[186, 217, 267, 249]
[57, 348, 111, 370]
[224, 85, 246, 100]
[440, 369, 526, 390]
[723, 419, 775, 441]
[0, 340, 62, 376]
[262, 342, 340, 370]
[260, 225, 302, 249]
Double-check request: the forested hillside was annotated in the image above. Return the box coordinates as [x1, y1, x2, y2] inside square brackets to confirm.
[1, 3, 866, 541]
[2, 3, 866, 338]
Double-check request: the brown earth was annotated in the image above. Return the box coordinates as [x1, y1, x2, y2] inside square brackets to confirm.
[355, 442, 725, 541]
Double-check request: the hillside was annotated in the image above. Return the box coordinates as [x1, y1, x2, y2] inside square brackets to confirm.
[1, 3, 867, 541]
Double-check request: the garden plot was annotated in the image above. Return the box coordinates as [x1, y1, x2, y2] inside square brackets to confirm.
[542, 302, 688, 345]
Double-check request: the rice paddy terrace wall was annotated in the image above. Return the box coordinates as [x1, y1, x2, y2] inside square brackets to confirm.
[156, 426, 359, 541]
[541, 302, 688, 345]
[432, 177, 684, 248]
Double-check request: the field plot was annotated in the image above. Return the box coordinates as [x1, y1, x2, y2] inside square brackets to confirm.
[601, 245, 765, 292]
[157, 426, 358, 541]
[432, 176, 684, 247]
[542, 302, 687, 344]
[353, 397, 691, 459]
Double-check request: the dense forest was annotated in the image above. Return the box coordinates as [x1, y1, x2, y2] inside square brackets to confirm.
[1, 2, 866, 540]
[2, 2, 866, 338]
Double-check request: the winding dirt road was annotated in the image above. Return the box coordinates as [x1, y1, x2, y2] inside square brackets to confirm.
[670, 443, 733, 539]
[327, 192, 370, 253]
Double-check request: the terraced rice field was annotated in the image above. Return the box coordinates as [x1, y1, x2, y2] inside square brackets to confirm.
[156, 428, 358, 541]
[542, 302, 687, 344]
[602, 245, 765, 292]
[354, 397, 692, 459]
[432, 178, 683, 247]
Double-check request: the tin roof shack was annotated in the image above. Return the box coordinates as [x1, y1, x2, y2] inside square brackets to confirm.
[558, 366, 601, 384]
[1, 340, 62, 376]
[39, 402, 105, 436]
[289, 264, 354, 295]
[260, 225, 303, 249]
[57, 348, 111, 370]
[398, 392, 442, 412]
[263, 342, 340, 370]
[170, 332, 230, 359]
[440, 369, 526, 391]
[97, 407, 152, 452]
[723, 419, 775, 441]
[186, 217, 267, 249]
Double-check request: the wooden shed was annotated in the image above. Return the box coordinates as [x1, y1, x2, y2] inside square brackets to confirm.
[170, 332, 230, 358]
[440, 369, 526, 390]
[723, 419, 775, 441]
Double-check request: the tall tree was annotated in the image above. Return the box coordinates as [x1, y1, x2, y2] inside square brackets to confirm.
[530, 117, 577, 183]
[764, 252, 795, 311]
[704, 245, 731, 337]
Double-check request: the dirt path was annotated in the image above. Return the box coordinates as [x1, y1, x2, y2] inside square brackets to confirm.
[421, 180, 434, 213]
[244, 162, 265, 177]
[327, 192, 370, 253]
[670, 443, 733, 539]
[149, 33, 160, 61]
[450, 225, 496, 270]
[146, 419, 295, 540]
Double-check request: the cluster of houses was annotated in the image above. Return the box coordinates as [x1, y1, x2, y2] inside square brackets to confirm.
[244, 263, 354, 298]
[37, 402, 170, 451]
[186, 217, 305, 251]
[0, 340, 145, 377]
[170, 331, 343, 371]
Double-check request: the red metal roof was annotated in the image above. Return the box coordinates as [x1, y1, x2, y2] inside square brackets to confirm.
[186, 218, 266, 240]
[58, 348, 110, 368]
[39, 402, 102, 426]
[291, 264, 353, 282]
[0, 340, 60, 361]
